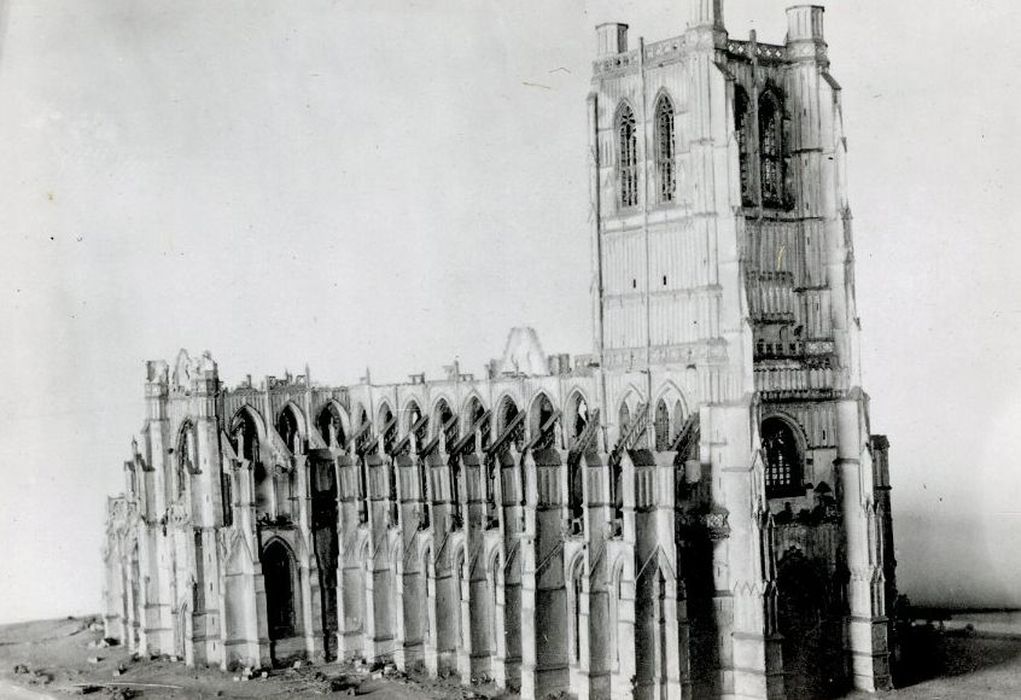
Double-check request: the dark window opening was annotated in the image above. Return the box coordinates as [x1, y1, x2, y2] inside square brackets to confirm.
[759, 91, 786, 208]
[357, 408, 369, 524]
[735, 86, 753, 206]
[316, 404, 346, 450]
[654, 399, 670, 451]
[221, 472, 233, 527]
[277, 408, 300, 454]
[762, 417, 804, 498]
[617, 104, 639, 208]
[262, 541, 295, 640]
[656, 95, 676, 203]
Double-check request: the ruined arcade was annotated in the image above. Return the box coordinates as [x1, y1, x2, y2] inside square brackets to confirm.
[102, 3, 898, 698]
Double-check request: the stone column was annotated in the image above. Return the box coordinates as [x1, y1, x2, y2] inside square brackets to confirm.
[395, 454, 424, 670]
[363, 453, 394, 661]
[579, 451, 613, 700]
[706, 401, 778, 699]
[336, 454, 365, 659]
[426, 450, 458, 674]
[521, 447, 569, 699]
[143, 362, 175, 656]
[459, 452, 491, 681]
[837, 397, 892, 691]
[191, 365, 225, 668]
[494, 448, 524, 690]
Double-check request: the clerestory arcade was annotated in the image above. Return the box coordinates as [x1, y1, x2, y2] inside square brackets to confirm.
[103, 3, 898, 699]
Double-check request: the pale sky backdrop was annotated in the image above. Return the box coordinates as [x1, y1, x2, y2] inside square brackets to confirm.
[1, 0, 1019, 624]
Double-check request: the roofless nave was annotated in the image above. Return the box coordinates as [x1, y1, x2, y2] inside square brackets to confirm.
[103, 3, 898, 698]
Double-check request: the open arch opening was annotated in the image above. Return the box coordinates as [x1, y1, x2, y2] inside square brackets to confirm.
[463, 397, 490, 452]
[232, 407, 262, 462]
[435, 399, 463, 528]
[277, 404, 302, 455]
[378, 404, 399, 525]
[610, 401, 631, 525]
[355, 406, 370, 524]
[233, 408, 271, 519]
[528, 393, 557, 451]
[262, 540, 297, 641]
[566, 392, 589, 536]
[406, 401, 430, 528]
[497, 396, 523, 452]
[378, 403, 396, 454]
[316, 403, 347, 450]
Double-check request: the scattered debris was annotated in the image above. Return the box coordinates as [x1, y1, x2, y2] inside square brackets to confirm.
[13, 663, 29, 674]
[328, 675, 360, 693]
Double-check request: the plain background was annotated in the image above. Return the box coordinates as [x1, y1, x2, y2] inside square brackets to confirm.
[1, 0, 1019, 623]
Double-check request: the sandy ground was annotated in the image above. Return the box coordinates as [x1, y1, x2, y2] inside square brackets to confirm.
[0, 616, 507, 698]
[2, 613, 1021, 698]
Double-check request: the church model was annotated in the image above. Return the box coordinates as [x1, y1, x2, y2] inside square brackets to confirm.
[103, 3, 897, 698]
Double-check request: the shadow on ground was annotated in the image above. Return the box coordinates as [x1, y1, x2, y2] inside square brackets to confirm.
[891, 607, 1021, 691]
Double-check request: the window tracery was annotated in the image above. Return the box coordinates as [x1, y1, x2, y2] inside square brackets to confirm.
[759, 90, 786, 208]
[655, 96, 675, 203]
[617, 104, 638, 208]
[762, 417, 803, 497]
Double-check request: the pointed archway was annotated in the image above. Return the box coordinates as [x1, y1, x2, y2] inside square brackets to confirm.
[263, 540, 296, 642]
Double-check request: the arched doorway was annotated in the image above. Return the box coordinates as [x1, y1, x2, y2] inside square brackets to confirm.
[262, 541, 296, 641]
[777, 551, 847, 698]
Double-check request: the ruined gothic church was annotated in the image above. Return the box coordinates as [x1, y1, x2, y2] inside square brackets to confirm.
[103, 3, 898, 698]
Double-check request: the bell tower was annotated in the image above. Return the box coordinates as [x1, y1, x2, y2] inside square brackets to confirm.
[588, 2, 896, 695]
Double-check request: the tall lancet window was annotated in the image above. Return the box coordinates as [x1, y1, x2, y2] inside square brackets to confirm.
[617, 104, 638, 209]
[759, 90, 785, 208]
[655, 95, 675, 203]
[734, 86, 752, 205]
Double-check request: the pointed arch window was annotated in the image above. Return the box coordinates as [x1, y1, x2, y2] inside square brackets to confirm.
[655, 95, 676, 203]
[174, 422, 197, 501]
[734, 86, 752, 205]
[654, 399, 670, 451]
[617, 104, 639, 209]
[759, 90, 786, 208]
[762, 417, 804, 498]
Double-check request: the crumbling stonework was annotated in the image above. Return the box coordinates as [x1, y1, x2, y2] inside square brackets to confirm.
[103, 4, 897, 698]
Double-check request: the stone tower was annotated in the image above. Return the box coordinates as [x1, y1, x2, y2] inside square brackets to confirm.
[588, 2, 894, 696]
